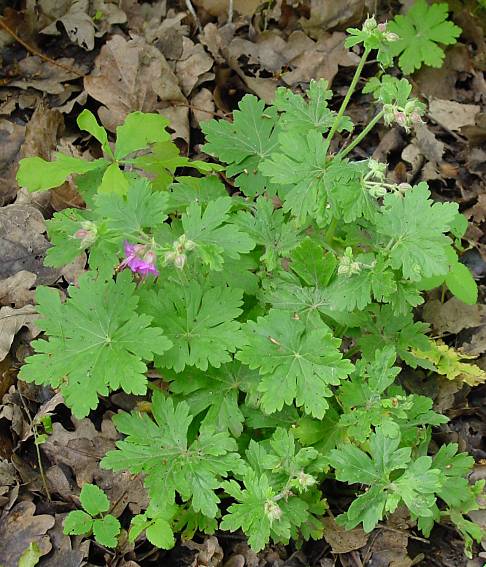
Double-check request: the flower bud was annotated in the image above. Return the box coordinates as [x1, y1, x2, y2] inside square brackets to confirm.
[377, 22, 387, 32]
[385, 32, 399, 41]
[363, 16, 377, 32]
[394, 111, 407, 126]
[264, 500, 282, 523]
[174, 254, 187, 270]
[73, 221, 97, 247]
[397, 182, 412, 194]
[297, 471, 316, 489]
[368, 184, 387, 198]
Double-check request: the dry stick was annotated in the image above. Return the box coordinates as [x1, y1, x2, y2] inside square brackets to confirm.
[184, 0, 202, 31]
[167, 99, 231, 118]
[0, 18, 84, 78]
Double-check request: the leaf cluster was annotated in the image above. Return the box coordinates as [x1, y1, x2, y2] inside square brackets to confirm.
[18, 19, 483, 558]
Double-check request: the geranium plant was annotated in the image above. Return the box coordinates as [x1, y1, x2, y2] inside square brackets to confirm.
[16, 17, 484, 557]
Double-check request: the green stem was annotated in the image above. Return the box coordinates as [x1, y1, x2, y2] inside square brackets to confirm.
[324, 217, 338, 245]
[325, 47, 371, 156]
[337, 109, 385, 159]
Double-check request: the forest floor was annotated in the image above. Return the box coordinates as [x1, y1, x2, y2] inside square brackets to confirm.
[0, 0, 485, 566]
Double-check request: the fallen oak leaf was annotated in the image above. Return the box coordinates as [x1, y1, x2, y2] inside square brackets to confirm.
[0, 304, 39, 361]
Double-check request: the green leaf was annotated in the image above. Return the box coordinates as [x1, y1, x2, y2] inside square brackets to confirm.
[202, 95, 280, 196]
[17, 154, 108, 192]
[77, 109, 113, 157]
[259, 130, 327, 225]
[146, 518, 175, 548]
[234, 197, 301, 271]
[19, 271, 172, 418]
[102, 393, 243, 517]
[139, 282, 245, 372]
[274, 79, 353, 135]
[221, 473, 274, 552]
[168, 361, 259, 437]
[181, 197, 255, 270]
[115, 112, 171, 160]
[167, 176, 228, 212]
[388, 0, 462, 74]
[63, 510, 93, 535]
[18, 543, 42, 567]
[290, 238, 337, 287]
[80, 483, 110, 516]
[130, 140, 189, 190]
[95, 178, 169, 234]
[237, 310, 353, 418]
[445, 261, 478, 305]
[99, 162, 130, 196]
[376, 183, 458, 281]
[92, 515, 121, 548]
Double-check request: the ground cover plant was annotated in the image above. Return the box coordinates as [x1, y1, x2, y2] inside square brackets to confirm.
[15, 13, 485, 561]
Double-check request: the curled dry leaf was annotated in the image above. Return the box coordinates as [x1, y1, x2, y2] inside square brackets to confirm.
[0, 304, 39, 361]
[84, 34, 189, 139]
[0, 500, 55, 567]
[184, 536, 224, 567]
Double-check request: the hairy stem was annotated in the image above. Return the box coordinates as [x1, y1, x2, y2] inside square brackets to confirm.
[325, 47, 371, 155]
[337, 109, 385, 159]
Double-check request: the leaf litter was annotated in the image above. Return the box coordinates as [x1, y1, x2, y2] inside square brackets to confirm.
[0, 0, 485, 565]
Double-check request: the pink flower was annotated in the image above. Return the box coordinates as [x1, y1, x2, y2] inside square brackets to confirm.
[120, 241, 159, 277]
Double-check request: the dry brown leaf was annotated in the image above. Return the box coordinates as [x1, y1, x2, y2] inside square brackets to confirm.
[176, 37, 214, 96]
[302, 0, 364, 36]
[369, 528, 412, 567]
[0, 501, 55, 567]
[8, 56, 85, 95]
[282, 32, 359, 87]
[184, 536, 224, 567]
[0, 305, 39, 361]
[0, 204, 59, 284]
[414, 122, 444, 164]
[424, 298, 486, 336]
[0, 119, 25, 205]
[84, 34, 189, 139]
[429, 99, 480, 132]
[191, 88, 216, 125]
[463, 326, 486, 357]
[322, 516, 368, 553]
[194, 0, 263, 17]
[19, 103, 64, 162]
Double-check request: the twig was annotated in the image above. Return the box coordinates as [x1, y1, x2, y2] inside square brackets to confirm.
[184, 0, 201, 31]
[167, 99, 231, 118]
[228, 0, 234, 23]
[0, 18, 83, 78]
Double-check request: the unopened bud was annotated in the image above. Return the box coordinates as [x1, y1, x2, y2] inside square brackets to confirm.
[264, 500, 282, 523]
[174, 254, 186, 270]
[297, 471, 316, 489]
[394, 111, 407, 126]
[397, 182, 412, 194]
[385, 32, 399, 41]
[73, 221, 97, 247]
[410, 111, 423, 124]
[363, 16, 377, 32]
[143, 250, 157, 265]
[377, 22, 387, 32]
[368, 184, 387, 198]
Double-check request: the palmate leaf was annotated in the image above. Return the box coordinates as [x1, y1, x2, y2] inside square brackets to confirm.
[19, 271, 172, 418]
[102, 393, 244, 517]
[139, 281, 246, 372]
[388, 0, 461, 74]
[274, 79, 353, 135]
[259, 130, 328, 226]
[201, 95, 280, 196]
[182, 197, 256, 270]
[237, 310, 353, 418]
[234, 197, 301, 271]
[376, 183, 458, 281]
[168, 361, 260, 437]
